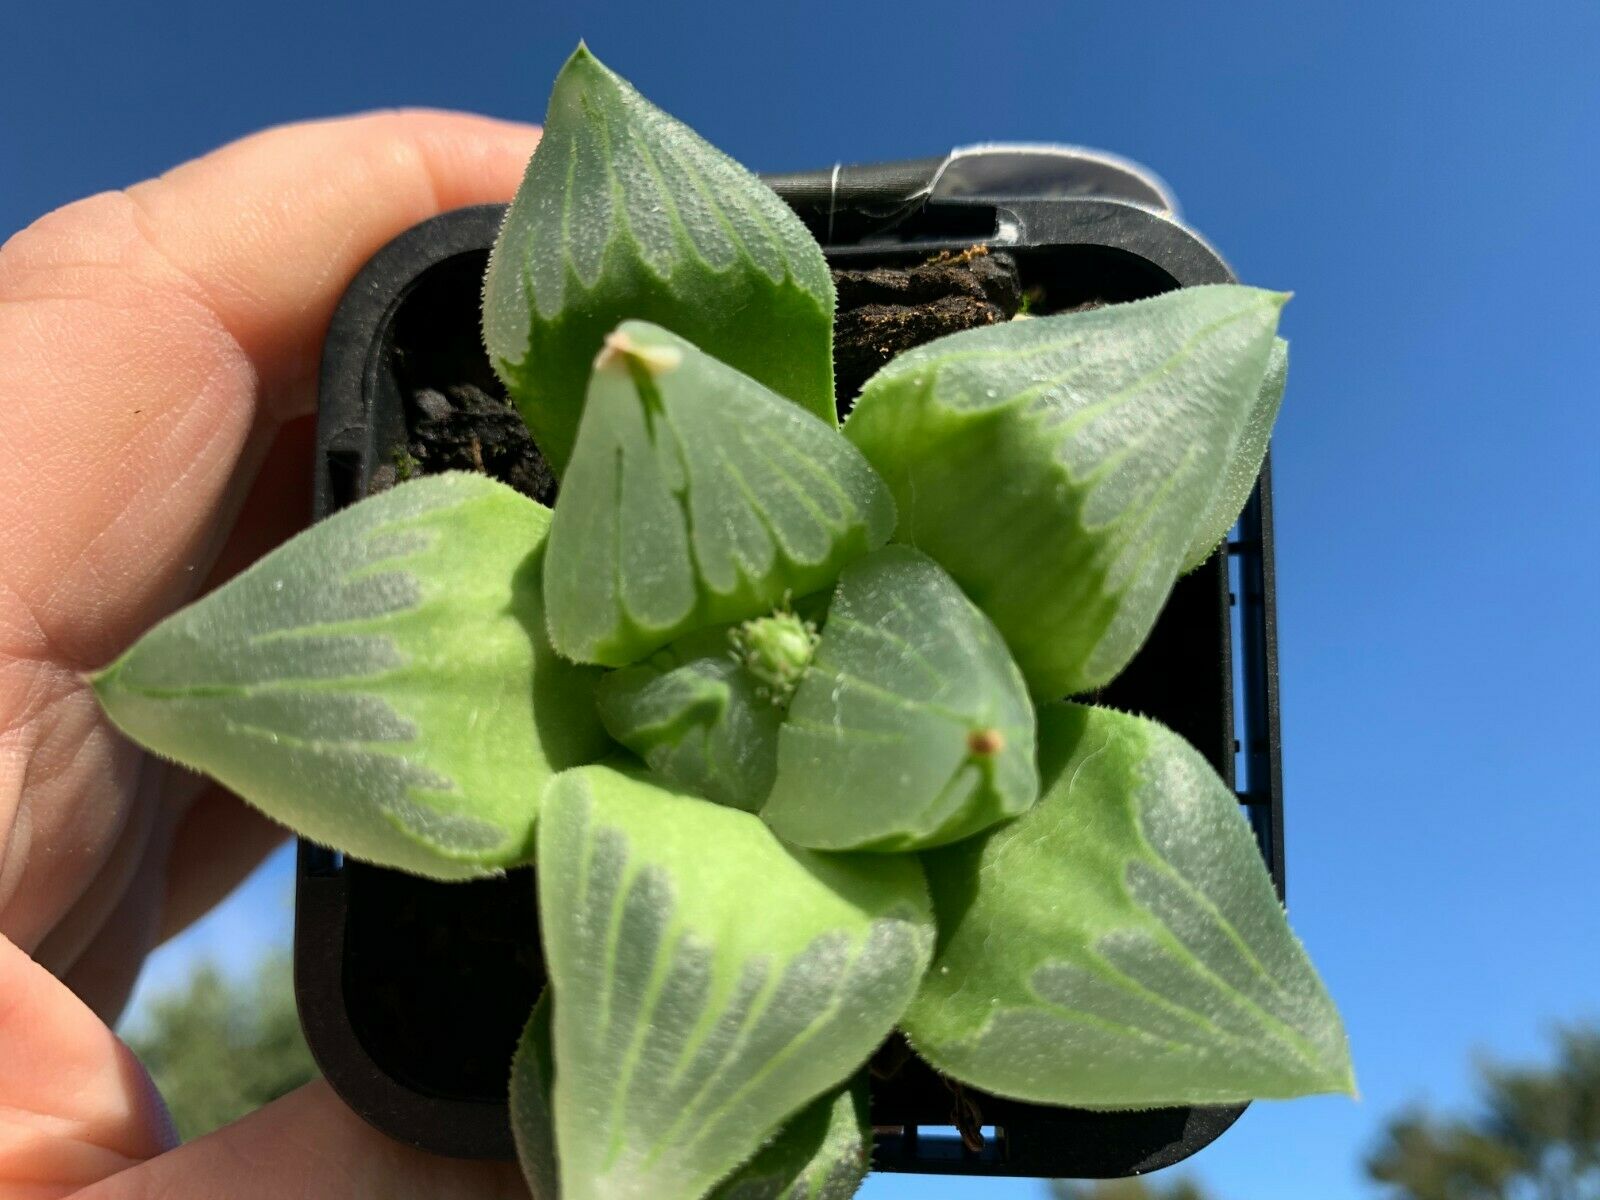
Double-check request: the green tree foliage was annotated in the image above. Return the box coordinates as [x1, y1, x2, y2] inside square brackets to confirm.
[1367, 1024, 1600, 1200]
[1049, 1175, 1214, 1200]
[122, 953, 317, 1141]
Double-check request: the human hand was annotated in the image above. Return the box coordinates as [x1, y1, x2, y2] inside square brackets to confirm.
[0, 110, 539, 1198]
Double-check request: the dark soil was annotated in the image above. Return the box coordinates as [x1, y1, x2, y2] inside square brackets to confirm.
[375, 243, 1030, 507]
[402, 381, 557, 504]
[832, 246, 1023, 412]
[370, 341, 558, 505]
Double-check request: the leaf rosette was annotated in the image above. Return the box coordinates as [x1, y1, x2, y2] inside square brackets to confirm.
[80, 43, 1352, 1200]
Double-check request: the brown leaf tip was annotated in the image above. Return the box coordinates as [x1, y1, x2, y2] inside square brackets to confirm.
[967, 727, 1005, 756]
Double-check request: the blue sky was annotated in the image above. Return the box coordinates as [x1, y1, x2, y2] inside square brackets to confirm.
[7, 2, 1598, 1197]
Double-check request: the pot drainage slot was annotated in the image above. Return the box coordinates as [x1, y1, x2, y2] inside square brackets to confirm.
[326, 449, 362, 512]
[1227, 544, 1249, 798]
[875, 1124, 1007, 1166]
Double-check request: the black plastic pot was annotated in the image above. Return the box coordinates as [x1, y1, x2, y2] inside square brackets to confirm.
[296, 167, 1284, 1180]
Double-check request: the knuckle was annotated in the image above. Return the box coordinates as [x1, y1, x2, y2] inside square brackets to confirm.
[0, 192, 143, 294]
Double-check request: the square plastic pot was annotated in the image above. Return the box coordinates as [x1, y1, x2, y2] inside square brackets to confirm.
[295, 181, 1284, 1180]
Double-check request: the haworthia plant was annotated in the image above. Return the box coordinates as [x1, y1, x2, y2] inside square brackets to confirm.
[91, 474, 606, 879]
[844, 285, 1285, 699]
[537, 764, 933, 1200]
[595, 625, 783, 811]
[543, 321, 895, 666]
[83, 43, 1349, 1200]
[708, 1082, 871, 1200]
[903, 703, 1354, 1108]
[763, 546, 1038, 852]
[483, 44, 837, 474]
[1178, 335, 1289, 573]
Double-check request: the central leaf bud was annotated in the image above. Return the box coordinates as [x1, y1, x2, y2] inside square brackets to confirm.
[730, 610, 819, 707]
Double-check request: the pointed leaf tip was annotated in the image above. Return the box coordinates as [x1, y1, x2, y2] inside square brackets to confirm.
[763, 546, 1037, 852]
[484, 51, 836, 473]
[89, 474, 608, 879]
[1178, 333, 1289, 572]
[595, 326, 683, 376]
[845, 283, 1286, 698]
[904, 703, 1354, 1108]
[544, 322, 893, 666]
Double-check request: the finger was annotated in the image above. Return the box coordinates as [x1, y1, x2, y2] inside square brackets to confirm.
[155, 784, 287, 946]
[28, 756, 163, 984]
[0, 108, 540, 672]
[28, 771, 283, 1023]
[198, 412, 316, 594]
[0, 934, 174, 1200]
[73, 1080, 529, 1200]
[57, 797, 170, 1025]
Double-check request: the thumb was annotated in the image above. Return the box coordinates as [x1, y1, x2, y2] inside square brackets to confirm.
[0, 933, 530, 1199]
[0, 933, 174, 1197]
[72, 1081, 529, 1200]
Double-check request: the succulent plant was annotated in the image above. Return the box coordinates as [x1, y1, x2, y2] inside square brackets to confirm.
[90, 43, 1351, 1200]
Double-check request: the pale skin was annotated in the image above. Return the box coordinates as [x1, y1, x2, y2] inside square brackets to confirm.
[0, 110, 541, 1199]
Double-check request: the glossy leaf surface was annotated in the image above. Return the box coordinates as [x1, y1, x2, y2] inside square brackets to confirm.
[1179, 335, 1289, 572]
[544, 321, 894, 666]
[483, 45, 836, 473]
[91, 474, 606, 879]
[845, 285, 1285, 698]
[903, 703, 1354, 1108]
[763, 547, 1037, 852]
[538, 764, 932, 1200]
[595, 626, 781, 811]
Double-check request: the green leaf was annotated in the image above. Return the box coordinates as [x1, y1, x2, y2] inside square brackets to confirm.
[595, 626, 782, 812]
[844, 285, 1286, 699]
[1178, 335, 1289, 572]
[544, 321, 895, 666]
[90, 474, 607, 879]
[538, 764, 933, 1200]
[511, 991, 561, 1200]
[763, 546, 1037, 852]
[902, 703, 1354, 1109]
[511, 997, 871, 1200]
[708, 1081, 870, 1200]
[483, 44, 836, 474]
